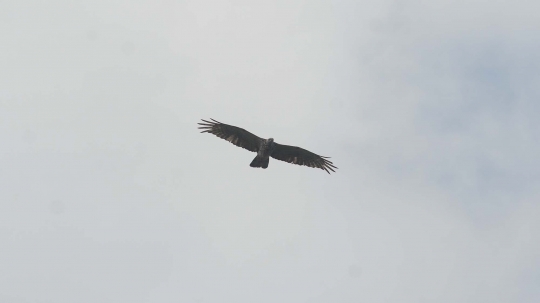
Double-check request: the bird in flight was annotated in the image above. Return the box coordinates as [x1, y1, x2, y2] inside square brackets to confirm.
[198, 119, 337, 174]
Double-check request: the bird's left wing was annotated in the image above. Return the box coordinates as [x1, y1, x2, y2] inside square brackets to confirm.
[198, 119, 262, 152]
[270, 143, 337, 174]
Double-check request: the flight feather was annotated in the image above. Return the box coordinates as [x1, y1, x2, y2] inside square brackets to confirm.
[271, 143, 337, 174]
[198, 119, 262, 152]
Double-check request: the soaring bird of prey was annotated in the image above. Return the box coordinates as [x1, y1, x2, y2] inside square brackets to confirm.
[198, 119, 337, 174]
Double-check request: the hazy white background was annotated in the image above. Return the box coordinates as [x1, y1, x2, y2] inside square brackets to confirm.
[1, 1, 539, 302]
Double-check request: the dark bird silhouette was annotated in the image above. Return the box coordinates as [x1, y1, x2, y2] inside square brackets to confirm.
[198, 119, 337, 174]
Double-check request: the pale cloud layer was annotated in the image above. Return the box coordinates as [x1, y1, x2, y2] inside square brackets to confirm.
[1, 1, 539, 302]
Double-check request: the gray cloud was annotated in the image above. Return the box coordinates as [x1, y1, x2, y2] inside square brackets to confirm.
[1, 0, 539, 302]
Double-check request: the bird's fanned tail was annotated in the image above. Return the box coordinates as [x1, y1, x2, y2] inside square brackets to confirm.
[250, 155, 269, 169]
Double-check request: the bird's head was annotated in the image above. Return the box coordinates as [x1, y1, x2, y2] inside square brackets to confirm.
[268, 138, 274, 142]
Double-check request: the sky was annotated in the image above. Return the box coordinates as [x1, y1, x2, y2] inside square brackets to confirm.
[1, 0, 539, 302]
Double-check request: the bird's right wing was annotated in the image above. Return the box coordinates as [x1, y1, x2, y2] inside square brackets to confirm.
[271, 143, 337, 174]
[198, 119, 262, 152]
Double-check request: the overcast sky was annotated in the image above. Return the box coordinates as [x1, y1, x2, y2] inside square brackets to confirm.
[1, 1, 539, 302]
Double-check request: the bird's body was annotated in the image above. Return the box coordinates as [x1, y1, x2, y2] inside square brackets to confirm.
[258, 138, 276, 158]
[198, 119, 337, 174]
[250, 138, 276, 169]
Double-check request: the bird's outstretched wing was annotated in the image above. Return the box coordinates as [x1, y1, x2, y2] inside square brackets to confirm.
[198, 119, 262, 152]
[270, 143, 337, 174]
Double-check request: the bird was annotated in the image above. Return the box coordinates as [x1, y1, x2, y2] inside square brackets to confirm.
[198, 118, 337, 174]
